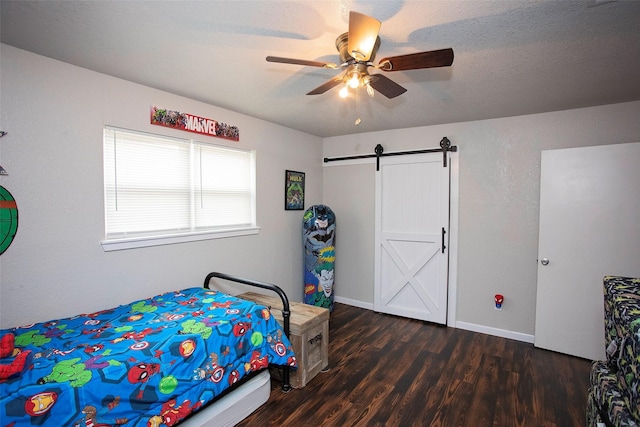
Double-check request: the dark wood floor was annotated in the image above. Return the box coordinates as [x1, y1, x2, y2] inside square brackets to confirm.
[238, 303, 592, 427]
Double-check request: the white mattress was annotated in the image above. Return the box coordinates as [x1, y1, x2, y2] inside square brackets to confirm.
[179, 370, 271, 427]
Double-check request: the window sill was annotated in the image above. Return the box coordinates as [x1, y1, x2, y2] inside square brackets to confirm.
[100, 227, 260, 252]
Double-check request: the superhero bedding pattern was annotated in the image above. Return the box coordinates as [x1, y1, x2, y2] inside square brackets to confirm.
[0, 287, 296, 426]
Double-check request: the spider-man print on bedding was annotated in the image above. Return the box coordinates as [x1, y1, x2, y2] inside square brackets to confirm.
[0, 287, 296, 426]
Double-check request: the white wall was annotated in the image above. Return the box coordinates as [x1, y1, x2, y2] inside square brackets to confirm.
[323, 101, 640, 338]
[2, 43, 639, 341]
[322, 162, 376, 306]
[0, 44, 323, 328]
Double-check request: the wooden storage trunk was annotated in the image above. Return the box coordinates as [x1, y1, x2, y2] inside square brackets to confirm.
[239, 292, 329, 388]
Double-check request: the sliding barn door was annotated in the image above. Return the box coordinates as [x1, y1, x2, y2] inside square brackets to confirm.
[374, 153, 450, 324]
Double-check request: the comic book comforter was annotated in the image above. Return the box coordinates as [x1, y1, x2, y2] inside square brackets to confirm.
[0, 287, 297, 426]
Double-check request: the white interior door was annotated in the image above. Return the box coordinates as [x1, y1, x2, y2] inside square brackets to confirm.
[374, 153, 450, 324]
[535, 142, 640, 360]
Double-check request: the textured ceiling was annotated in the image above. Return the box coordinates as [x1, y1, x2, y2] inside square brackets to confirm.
[2, 0, 639, 138]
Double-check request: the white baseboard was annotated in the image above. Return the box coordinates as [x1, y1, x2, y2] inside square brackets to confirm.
[455, 321, 535, 344]
[334, 295, 374, 311]
[334, 296, 534, 344]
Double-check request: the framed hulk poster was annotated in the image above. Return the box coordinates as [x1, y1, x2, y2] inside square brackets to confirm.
[285, 170, 305, 210]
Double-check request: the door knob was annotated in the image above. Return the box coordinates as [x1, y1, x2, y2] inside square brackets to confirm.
[540, 258, 550, 266]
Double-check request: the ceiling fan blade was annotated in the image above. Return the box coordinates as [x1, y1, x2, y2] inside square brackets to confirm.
[368, 74, 407, 99]
[348, 11, 381, 61]
[378, 48, 454, 72]
[266, 56, 338, 69]
[307, 75, 345, 95]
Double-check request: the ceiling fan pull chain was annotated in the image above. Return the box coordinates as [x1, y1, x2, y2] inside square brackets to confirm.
[355, 86, 361, 125]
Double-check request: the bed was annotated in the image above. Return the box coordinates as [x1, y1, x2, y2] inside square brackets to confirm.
[0, 272, 296, 426]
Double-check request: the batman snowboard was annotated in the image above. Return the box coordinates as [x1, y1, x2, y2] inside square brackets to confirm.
[303, 205, 336, 311]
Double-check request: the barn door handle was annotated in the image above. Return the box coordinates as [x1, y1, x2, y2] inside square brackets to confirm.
[442, 227, 447, 253]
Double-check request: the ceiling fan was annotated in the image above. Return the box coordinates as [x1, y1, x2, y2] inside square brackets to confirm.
[266, 11, 454, 99]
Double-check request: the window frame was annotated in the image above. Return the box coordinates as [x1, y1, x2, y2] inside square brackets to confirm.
[100, 126, 259, 252]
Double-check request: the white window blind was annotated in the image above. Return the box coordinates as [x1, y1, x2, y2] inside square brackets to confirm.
[103, 127, 256, 243]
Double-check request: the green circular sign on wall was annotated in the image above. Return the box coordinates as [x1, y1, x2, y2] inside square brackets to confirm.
[0, 186, 18, 255]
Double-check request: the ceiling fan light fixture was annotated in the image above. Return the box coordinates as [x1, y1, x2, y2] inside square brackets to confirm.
[339, 85, 349, 98]
[366, 83, 375, 98]
[347, 72, 360, 89]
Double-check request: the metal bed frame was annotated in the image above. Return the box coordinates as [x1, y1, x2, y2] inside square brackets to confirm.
[204, 271, 292, 392]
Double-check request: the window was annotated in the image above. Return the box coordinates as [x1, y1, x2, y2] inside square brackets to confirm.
[102, 127, 257, 251]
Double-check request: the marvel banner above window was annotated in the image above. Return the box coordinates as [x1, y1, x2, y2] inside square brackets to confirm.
[150, 106, 239, 141]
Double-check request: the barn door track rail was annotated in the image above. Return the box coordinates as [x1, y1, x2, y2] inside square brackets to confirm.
[323, 137, 456, 170]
